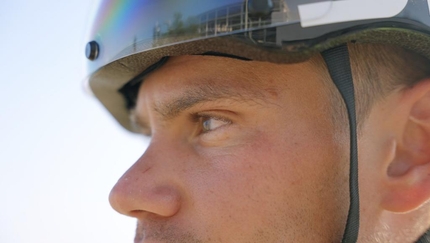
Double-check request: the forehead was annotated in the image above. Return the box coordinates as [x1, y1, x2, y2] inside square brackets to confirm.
[137, 55, 318, 99]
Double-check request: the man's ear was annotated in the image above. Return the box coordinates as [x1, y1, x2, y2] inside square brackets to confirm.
[381, 79, 430, 213]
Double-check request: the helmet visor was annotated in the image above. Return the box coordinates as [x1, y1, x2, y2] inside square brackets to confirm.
[87, 0, 412, 75]
[86, 0, 342, 74]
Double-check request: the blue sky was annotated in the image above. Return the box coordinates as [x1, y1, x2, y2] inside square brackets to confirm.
[0, 1, 149, 242]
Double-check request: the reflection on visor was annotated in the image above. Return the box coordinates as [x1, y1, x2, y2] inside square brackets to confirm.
[87, 0, 333, 74]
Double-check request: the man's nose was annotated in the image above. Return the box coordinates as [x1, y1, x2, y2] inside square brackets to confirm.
[109, 143, 182, 218]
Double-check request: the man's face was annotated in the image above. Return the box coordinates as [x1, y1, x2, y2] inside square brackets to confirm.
[109, 55, 350, 242]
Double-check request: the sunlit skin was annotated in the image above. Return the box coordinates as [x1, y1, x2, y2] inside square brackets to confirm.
[109, 55, 430, 242]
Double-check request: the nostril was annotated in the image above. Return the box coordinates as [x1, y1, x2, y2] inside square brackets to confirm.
[129, 210, 148, 218]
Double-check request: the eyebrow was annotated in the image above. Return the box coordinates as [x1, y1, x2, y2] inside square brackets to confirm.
[132, 82, 270, 134]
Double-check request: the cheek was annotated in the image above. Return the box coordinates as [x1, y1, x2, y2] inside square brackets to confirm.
[184, 128, 336, 236]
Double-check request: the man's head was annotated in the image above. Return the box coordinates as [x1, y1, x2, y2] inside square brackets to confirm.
[85, 1, 430, 242]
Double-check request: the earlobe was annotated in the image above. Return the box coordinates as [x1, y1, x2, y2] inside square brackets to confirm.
[382, 158, 430, 213]
[381, 81, 430, 213]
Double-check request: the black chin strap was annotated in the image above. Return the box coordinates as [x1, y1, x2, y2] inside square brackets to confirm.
[321, 45, 430, 243]
[322, 44, 360, 243]
[416, 229, 430, 242]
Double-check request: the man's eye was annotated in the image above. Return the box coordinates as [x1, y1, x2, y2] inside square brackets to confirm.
[201, 116, 230, 133]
